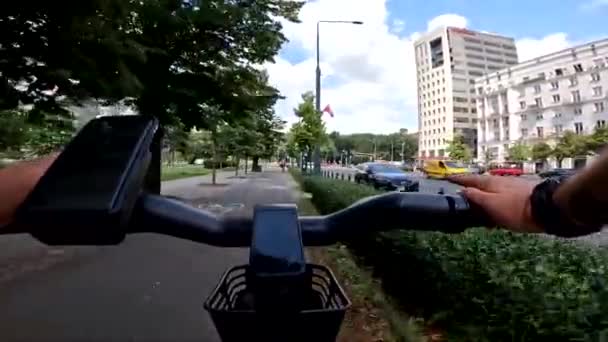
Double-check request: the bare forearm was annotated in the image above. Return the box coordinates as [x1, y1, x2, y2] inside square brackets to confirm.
[554, 148, 608, 226]
[0, 154, 58, 226]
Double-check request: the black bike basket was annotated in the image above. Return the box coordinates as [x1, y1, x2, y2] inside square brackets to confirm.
[204, 263, 351, 342]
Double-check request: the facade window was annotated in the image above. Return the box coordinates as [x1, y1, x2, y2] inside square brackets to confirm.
[555, 112, 562, 118]
[574, 107, 583, 115]
[597, 120, 606, 128]
[521, 128, 528, 137]
[468, 70, 484, 77]
[537, 127, 544, 138]
[536, 114, 544, 120]
[519, 101, 526, 109]
[571, 90, 581, 102]
[555, 68, 563, 76]
[486, 57, 503, 64]
[453, 106, 469, 113]
[569, 76, 578, 86]
[591, 73, 601, 82]
[573, 64, 583, 73]
[535, 97, 543, 107]
[552, 94, 561, 103]
[534, 85, 541, 94]
[595, 102, 605, 113]
[465, 54, 485, 60]
[521, 114, 527, 121]
[465, 45, 484, 52]
[485, 48, 501, 55]
[463, 37, 482, 44]
[467, 62, 485, 69]
[454, 97, 468, 103]
[593, 86, 603, 97]
[554, 125, 563, 135]
[575, 122, 584, 134]
[550, 81, 559, 90]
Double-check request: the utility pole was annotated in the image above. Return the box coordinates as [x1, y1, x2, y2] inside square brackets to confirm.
[314, 20, 363, 174]
[401, 141, 405, 162]
[373, 140, 377, 161]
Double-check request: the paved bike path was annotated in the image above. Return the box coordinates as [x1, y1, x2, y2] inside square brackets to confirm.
[0, 171, 297, 341]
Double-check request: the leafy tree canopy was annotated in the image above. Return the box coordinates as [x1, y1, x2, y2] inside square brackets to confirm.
[446, 135, 472, 162]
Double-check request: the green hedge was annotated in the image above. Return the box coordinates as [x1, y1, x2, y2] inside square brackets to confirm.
[300, 175, 608, 341]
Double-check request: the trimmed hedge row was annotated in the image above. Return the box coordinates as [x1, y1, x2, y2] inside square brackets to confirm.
[301, 175, 608, 341]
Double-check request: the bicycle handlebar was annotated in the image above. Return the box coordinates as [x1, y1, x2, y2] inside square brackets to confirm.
[131, 191, 488, 247]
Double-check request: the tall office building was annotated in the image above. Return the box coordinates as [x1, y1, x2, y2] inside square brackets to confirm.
[414, 27, 518, 159]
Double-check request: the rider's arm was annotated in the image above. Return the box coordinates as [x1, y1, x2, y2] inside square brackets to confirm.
[450, 148, 608, 235]
[0, 154, 58, 226]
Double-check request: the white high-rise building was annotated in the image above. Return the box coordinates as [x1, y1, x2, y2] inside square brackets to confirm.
[476, 38, 608, 169]
[414, 27, 518, 159]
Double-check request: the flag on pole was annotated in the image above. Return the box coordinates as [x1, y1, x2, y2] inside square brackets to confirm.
[322, 104, 334, 117]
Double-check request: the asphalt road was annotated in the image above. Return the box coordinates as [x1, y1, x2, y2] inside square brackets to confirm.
[0, 170, 298, 342]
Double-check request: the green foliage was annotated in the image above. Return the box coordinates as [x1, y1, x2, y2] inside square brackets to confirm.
[587, 127, 608, 153]
[446, 135, 472, 162]
[326, 131, 418, 163]
[531, 142, 553, 162]
[289, 91, 327, 152]
[552, 130, 591, 165]
[301, 175, 608, 341]
[1, 1, 303, 160]
[507, 141, 530, 162]
[161, 165, 209, 181]
[0, 111, 29, 151]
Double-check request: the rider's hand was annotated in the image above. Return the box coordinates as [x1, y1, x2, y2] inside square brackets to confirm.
[0, 154, 58, 226]
[448, 174, 544, 234]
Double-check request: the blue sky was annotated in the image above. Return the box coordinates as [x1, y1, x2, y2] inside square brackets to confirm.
[265, 0, 608, 134]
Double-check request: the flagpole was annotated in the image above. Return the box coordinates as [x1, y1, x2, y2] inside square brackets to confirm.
[314, 20, 363, 174]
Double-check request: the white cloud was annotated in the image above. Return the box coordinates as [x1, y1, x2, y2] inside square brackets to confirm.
[266, 0, 420, 134]
[516, 33, 574, 62]
[265, 1, 583, 135]
[391, 19, 405, 33]
[426, 14, 468, 32]
[580, 0, 608, 10]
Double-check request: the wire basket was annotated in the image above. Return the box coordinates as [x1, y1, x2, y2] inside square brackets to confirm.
[204, 264, 351, 342]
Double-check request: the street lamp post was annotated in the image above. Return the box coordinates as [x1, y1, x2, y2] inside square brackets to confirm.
[314, 20, 363, 174]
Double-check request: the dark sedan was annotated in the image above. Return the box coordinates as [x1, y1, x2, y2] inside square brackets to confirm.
[355, 163, 419, 192]
[539, 168, 577, 179]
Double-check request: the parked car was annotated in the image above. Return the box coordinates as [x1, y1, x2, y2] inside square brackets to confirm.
[354, 163, 419, 192]
[538, 168, 576, 179]
[488, 164, 523, 176]
[422, 160, 468, 179]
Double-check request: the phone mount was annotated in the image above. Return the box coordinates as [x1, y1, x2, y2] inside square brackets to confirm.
[15, 115, 162, 245]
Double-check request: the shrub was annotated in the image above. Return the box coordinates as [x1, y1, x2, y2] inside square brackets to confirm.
[300, 174, 608, 341]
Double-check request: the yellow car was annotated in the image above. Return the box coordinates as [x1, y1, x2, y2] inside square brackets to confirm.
[423, 160, 469, 179]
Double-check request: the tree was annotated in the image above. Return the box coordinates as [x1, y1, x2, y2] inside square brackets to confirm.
[446, 135, 472, 162]
[587, 126, 608, 153]
[288, 91, 327, 171]
[507, 141, 530, 162]
[1, 1, 304, 163]
[531, 142, 552, 164]
[552, 131, 591, 168]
